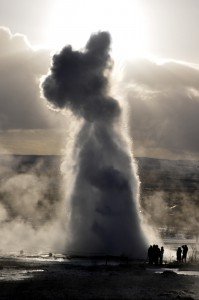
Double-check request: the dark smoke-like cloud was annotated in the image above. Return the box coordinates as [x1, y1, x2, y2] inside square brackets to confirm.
[123, 59, 199, 156]
[0, 27, 63, 130]
[42, 32, 120, 121]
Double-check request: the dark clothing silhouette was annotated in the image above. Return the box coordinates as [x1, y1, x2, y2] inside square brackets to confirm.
[148, 244, 163, 265]
[182, 245, 188, 262]
[177, 247, 182, 262]
[160, 246, 164, 265]
[148, 246, 153, 265]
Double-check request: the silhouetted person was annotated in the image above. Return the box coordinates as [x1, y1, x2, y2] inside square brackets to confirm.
[160, 246, 164, 265]
[152, 245, 156, 264]
[177, 247, 182, 262]
[153, 245, 160, 265]
[182, 245, 188, 263]
[148, 245, 153, 265]
[157, 245, 161, 265]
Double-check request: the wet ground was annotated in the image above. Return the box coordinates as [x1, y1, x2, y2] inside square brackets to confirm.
[0, 254, 198, 299]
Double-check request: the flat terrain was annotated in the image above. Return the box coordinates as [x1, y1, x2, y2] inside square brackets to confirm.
[0, 257, 198, 299]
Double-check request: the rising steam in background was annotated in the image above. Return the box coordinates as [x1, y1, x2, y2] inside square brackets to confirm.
[42, 31, 148, 257]
[0, 153, 66, 252]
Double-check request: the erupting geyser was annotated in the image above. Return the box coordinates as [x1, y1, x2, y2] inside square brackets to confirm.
[42, 32, 148, 257]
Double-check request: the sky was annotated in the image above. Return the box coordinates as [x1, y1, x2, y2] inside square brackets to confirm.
[0, 0, 199, 159]
[1, 0, 199, 62]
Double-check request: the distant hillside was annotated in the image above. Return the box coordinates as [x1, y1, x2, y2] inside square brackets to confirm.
[137, 157, 199, 194]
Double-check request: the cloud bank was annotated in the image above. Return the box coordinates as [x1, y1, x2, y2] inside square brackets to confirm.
[123, 59, 199, 158]
[0, 27, 63, 130]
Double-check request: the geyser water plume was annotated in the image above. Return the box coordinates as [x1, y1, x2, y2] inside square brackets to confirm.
[42, 32, 148, 257]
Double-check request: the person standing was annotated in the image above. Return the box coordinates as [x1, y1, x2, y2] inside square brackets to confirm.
[182, 245, 188, 263]
[177, 247, 182, 262]
[148, 245, 153, 265]
[160, 246, 164, 265]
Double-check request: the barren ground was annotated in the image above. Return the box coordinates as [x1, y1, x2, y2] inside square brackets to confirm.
[0, 257, 198, 299]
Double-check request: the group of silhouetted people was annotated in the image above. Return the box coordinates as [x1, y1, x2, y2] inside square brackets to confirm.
[148, 245, 164, 265]
[177, 245, 188, 263]
[148, 244, 189, 265]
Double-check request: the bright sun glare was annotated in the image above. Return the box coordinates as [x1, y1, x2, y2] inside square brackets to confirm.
[45, 0, 149, 60]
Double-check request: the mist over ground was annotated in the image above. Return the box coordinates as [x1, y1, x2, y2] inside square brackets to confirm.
[0, 154, 198, 253]
[0, 154, 67, 252]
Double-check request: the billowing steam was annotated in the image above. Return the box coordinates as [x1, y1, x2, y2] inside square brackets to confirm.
[0, 153, 66, 252]
[42, 32, 148, 257]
